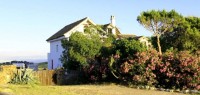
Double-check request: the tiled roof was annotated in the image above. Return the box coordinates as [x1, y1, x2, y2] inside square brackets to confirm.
[46, 17, 88, 41]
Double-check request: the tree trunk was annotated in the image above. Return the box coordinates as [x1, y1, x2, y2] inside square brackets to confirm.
[156, 35, 162, 55]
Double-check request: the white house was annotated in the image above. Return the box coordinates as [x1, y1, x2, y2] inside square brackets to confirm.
[46, 16, 119, 70]
[11, 61, 36, 70]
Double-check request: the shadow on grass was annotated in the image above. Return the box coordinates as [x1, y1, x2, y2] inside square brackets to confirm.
[0, 92, 12, 95]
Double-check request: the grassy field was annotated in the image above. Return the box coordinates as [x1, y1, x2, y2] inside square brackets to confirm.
[0, 84, 188, 95]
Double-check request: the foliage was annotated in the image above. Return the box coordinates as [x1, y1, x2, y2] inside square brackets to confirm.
[109, 49, 158, 86]
[84, 25, 106, 36]
[186, 16, 200, 30]
[108, 49, 200, 90]
[61, 29, 102, 70]
[137, 10, 183, 55]
[9, 69, 38, 85]
[100, 35, 116, 58]
[104, 38, 149, 84]
[60, 25, 117, 83]
[154, 51, 200, 90]
[82, 35, 116, 82]
[83, 59, 110, 82]
[112, 38, 147, 58]
[59, 12, 200, 90]
[154, 16, 200, 52]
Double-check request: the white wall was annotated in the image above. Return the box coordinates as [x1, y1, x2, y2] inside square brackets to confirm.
[64, 24, 85, 38]
[48, 40, 64, 70]
[47, 19, 91, 70]
[48, 24, 85, 70]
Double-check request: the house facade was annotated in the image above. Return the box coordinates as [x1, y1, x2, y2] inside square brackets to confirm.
[46, 16, 151, 70]
[46, 16, 118, 70]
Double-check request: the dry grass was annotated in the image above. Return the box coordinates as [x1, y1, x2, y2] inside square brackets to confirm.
[0, 84, 188, 95]
[0, 65, 16, 84]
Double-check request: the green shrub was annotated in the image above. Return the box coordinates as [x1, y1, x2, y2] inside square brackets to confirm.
[113, 39, 147, 58]
[61, 31, 102, 70]
[9, 69, 39, 85]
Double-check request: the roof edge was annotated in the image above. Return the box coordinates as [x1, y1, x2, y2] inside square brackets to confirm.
[46, 17, 89, 41]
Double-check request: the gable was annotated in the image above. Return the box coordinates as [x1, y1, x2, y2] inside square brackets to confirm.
[102, 23, 121, 35]
[46, 17, 93, 42]
[63, 20, 96, 38]
[47, 16, 121, 42]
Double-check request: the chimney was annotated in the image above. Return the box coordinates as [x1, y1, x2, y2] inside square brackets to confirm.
[110, 15, 116, 27]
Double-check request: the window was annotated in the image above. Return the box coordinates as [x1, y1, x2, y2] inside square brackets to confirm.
[108, 28, 112, 34]
[56, 45, 58, 52]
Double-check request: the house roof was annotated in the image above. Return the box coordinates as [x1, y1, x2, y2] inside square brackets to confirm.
[115, 27, 121, 35]
[117, 34, 136, 39]
[102, 23, 112, 28]
[117, 35, 148, 41]
[133, 36, 144, 40]
[102, 23, 121, 35]
[46, 17, 88, 41]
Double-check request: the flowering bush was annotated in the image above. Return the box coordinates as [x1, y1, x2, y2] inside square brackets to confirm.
[109, 49, 200, 90]
[152, 51, 200, 90]
[82, 58, 110, 82]
[109, 49, 159, 86]
[128, 50, 159, 86]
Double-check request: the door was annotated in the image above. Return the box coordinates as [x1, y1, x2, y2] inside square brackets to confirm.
[51, 60, 53, 69]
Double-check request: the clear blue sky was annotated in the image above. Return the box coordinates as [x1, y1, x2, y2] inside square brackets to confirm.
[0, 0, 200, 62]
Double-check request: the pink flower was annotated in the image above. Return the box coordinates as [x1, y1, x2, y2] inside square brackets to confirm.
[150, 66, 155, 70]
[146, 67, 149, 71]
[196, 85, 200, 90]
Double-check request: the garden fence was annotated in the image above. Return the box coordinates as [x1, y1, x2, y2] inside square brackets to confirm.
[33, 70, 55, 85]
